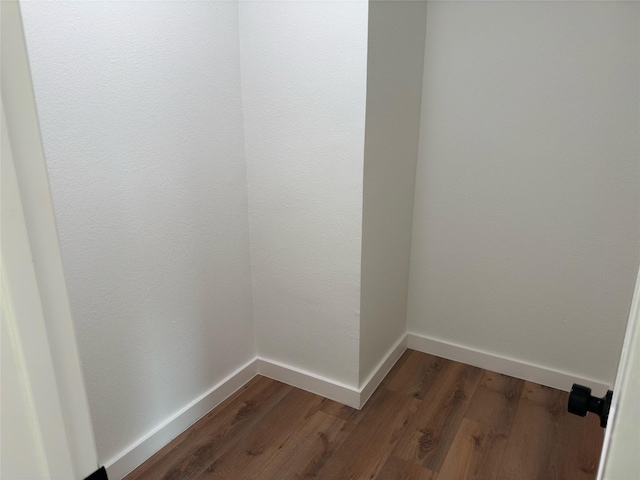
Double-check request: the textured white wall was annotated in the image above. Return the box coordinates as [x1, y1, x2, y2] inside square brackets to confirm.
[359, 0, 427, 385]
[20, 1, 255, 464]
[22, 0, 639, 470]
[239, 1, 368, 387]
[408, 1, 640, 386]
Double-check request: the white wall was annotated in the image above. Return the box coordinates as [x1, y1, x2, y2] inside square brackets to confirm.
[408, 1, 640, 386]
[239, 0, 369, 387]
[359, 0, 427, 385]
[20, 0, 639, 473]
[20, 0, 255, 464]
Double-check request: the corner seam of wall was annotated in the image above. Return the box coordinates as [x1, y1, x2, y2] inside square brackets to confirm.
[235, 0, 259, 359]
[403, 2, 429, 336]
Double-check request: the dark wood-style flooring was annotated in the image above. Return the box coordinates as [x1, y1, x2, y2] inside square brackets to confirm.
[124, 350, 604, 480]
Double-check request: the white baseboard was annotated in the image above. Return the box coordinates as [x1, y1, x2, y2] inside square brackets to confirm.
[256, 357, 361, 408]
[105, 332, 606, 480]
[256, 337, 409, 410]
[358, 335, 407, 408]
[104, 358, 258, 480]
[407, 332, 610, 395]
[104, 354, 377, 479]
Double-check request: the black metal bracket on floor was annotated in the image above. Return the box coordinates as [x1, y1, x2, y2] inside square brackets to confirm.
[84, 466, 108, 480]
[568, 383, 613, 428]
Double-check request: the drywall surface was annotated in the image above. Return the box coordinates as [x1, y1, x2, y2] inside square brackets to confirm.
[20, 0, 255, 464]
[408, 1, 640, 386]
[239, 1, 368, 387]
[359, 0, 427, 385]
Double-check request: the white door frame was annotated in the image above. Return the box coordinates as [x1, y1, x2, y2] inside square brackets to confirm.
[1, 1, 98, 478]
[598, 264, 640, 479]
[2, 101, 76, 479]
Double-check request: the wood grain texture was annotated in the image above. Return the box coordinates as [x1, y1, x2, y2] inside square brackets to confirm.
[125, 351, 604, 480]
[385, 350, 450, 400]
[318, 397, 367, 425]
[464, 370, 524, 431]
[374, 456, 437, 480]
[313, 388, 421, 480]
[196, 388, 324, 479]
[548, 400, 604, 480]
[125, 376, 291, 480]
[377, 348, 412, 389]
[392, 361, 483, 471]
[497, 382, 569, 479]
[438, 418, 508, 480]
[240, 410, 353, 480]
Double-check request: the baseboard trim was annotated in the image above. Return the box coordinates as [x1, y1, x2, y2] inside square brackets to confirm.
[104, 358, 258, 480]
[102, 355, 371, 479]
[358, 335, 407, 408]
[257, 335, 408, 410]
[256, 357, 361, 408]
[407, 332, 610, 394]
[105, 332, 606, 480]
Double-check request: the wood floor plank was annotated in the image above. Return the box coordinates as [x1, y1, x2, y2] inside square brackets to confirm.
[124, 376, 291, 480]
[464, 370, 524, 431]
[126, 352, 605, 480]
[392, 361, 483, 472]
[386, 350, 451, 400]
[195, 387, 325, 479]
[374, 456, 437, 480]
[547, 398, 604, 480]
[497, 381, 566, 480]
[313, 388, 421, 480]
[437, 418, 508, 480]
[255, 410, 354, 479]
[378, 349, 412, 389]
[318, 397, 367, 425]
[319, 347, 414, 426]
